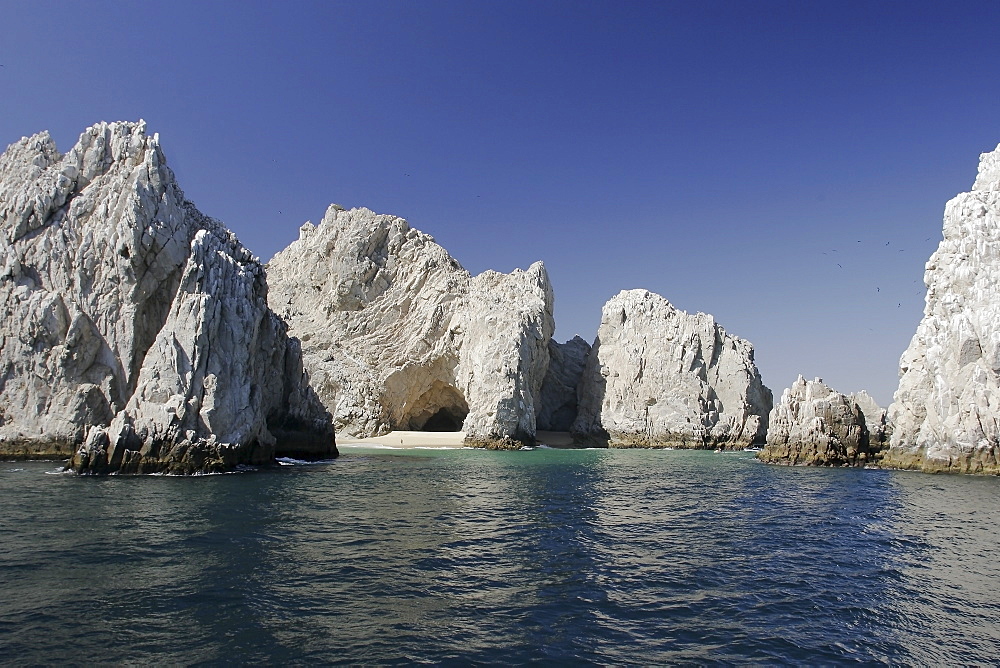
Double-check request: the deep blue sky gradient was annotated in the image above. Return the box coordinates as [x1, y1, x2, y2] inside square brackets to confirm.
[3, 0, 1000, 405]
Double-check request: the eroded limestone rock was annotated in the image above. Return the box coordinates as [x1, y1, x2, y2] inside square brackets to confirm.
[0, 121, 334, 472]
[267, 206, 554, 448]
[758, 376, 881, 467]
[572, 289, 771, 449]
[886, 144, 1000, 474]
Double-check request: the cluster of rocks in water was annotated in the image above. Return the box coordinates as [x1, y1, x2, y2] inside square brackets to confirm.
[2, 120, 1000, 475]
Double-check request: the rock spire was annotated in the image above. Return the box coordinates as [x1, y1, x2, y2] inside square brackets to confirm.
[0, 122, 335, 473]
[886, 143, 1000, 474]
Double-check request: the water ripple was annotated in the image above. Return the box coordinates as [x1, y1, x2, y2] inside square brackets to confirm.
[1, 450, 998, 664]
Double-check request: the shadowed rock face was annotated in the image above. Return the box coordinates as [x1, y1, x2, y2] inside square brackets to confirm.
[572, 290, 771, 449]
[886, 144, 1000, 474]
[536, 336, 591, 432]
[0, 121, 334, 473]
[266, 206, 554, 449]
[759, 376, 883, 467]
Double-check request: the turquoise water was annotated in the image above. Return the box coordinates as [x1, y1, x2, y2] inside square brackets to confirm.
[1, 447, 998, 665]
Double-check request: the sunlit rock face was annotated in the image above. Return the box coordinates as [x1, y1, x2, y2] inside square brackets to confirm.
[758, 376, 884, 467]
[571, 289, 771, 449]
[266, 206, 554, 449]
[886, 144, 1000, 474]
[536, 336, 591, 432]
[0, 122, 334, 473]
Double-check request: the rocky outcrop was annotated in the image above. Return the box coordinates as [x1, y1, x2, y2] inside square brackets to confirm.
[536, 336, 591, 432]
[852, 389, 890, 451]
[758, 376, 883, 466]
[571, 290, 771, 449]
[266, 205, 554, 448]
[886, 144, 1000, 474]
[0, 121, 334, 473]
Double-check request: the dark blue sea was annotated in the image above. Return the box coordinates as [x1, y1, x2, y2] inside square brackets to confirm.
[2, 446, 998, 665]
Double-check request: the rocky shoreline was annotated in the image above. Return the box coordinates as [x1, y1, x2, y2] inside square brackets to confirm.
[2, 121, 999, 474]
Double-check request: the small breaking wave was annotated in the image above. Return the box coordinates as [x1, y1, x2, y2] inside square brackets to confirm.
[276, 457, 337, 465]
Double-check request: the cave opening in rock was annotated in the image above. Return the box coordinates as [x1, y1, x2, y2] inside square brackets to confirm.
[402, 381, 469, 432]
[421, 407, 466, 431]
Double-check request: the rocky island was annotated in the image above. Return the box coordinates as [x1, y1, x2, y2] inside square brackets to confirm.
[758, 376, 885, 467]
[3, 120, 1000, 475]
[571, 290, 772, 449]
[0, 122, 335, 473]
[266, 205, 554, 449]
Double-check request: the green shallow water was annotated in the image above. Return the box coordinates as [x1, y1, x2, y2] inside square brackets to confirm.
[1, 447, 998, 665]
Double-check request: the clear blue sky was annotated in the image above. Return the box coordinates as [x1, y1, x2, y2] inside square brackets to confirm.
[3, 0, 999, 406]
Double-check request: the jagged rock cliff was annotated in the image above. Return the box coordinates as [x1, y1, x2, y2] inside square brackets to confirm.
[886, 144, 1000, 474]
[536, 336, 591, 432]
[0, 121, 334, 473]
[571, 290, 771, 449]
[266, 205, 554, 448]
[758, 376, 882, 467]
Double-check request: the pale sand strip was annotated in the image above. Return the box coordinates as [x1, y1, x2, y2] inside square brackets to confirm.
[337, 430, 578, 449]
[337, 430, 467, 448]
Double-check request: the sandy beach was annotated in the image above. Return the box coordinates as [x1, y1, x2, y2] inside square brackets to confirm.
[337, 431, 467, 448]
[336, 430, 578, 449]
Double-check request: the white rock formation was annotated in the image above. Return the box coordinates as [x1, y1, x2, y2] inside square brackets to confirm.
[887, 144, 1000, 474]
[851, 389, 890, 449]
[572, 290, 771, 449]
[759, 376, 880, 466]
[536, 336, 591, 432]
[266, 206, 554, 448]
[0, 121, 334, 472]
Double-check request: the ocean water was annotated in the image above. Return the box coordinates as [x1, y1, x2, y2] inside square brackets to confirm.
[1, 447, 998, 665]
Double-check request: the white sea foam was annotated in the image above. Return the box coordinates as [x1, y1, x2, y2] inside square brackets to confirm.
[337, 443, 402, 450]
[276, 457, 337, 465]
